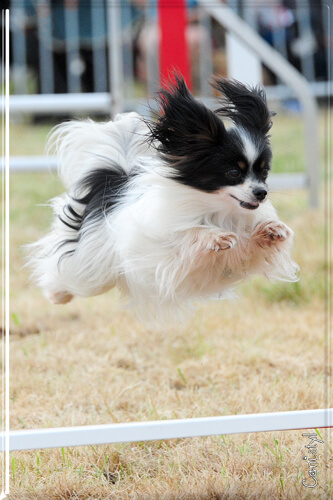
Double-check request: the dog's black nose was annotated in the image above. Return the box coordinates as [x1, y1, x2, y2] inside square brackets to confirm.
[253, 187, 267, 201]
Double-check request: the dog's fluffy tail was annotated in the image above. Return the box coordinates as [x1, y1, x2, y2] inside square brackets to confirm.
[25, 112, 150, 305]
[47, 112, 150, 190]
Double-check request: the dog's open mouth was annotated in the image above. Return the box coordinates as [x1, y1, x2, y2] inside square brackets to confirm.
[230, 194, 259, 210]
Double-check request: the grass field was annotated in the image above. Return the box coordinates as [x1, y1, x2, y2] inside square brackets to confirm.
[2, 110, 333, 498]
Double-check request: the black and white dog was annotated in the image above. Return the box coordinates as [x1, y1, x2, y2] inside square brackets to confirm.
[28, 76, 298, 322]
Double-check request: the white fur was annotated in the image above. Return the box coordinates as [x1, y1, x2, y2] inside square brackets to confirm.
[47, 112, 152, 189]
[237, 127, 258, 166]
[27, 112, 299, 324]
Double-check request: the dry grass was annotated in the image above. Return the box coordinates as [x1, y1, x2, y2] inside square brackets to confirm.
[2, 112, 333, 498]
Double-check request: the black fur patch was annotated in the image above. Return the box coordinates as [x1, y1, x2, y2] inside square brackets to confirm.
[211, 76, 275, 135]
[72, 166, 130, 225]
[148, 75, 273, 192]
[57, 166, 132, 263]
[148, 75, 228, 192]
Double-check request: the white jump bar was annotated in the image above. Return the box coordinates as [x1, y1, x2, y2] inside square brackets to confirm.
[1, 409, 332, 452]
[5, 92, 111, 114]
[10, 156, 57, 171]
[9, 157, 307, 191]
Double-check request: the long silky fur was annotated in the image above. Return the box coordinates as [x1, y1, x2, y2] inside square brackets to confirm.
[27, 78, 299, 324]
[211, 76, 276, 134]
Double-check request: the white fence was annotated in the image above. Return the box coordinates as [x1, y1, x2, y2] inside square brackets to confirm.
[8, 0, 331, 97]
[6, 1, 327, 208]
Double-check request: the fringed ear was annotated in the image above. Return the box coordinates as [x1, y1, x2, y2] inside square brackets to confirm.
[147, 74, 227, 160]
[211, 76, 275, 135]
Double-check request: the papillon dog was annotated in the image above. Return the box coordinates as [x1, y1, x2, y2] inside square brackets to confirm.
[28, 75, 299, 323]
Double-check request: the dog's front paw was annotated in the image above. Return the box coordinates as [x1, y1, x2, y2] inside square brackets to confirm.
[206, 231, 239, 252]
[253, 220, 293, 248]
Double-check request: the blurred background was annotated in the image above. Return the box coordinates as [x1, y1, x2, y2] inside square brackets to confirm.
[3, 0, 331, 103]
[2, 0, 331, 209]
[3, 0, 331, 100]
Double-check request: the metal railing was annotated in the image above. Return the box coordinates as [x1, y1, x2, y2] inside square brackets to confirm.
[199, 0, 320, 208]
[4, 0, 331, 207]
[8, 0, 331, 100]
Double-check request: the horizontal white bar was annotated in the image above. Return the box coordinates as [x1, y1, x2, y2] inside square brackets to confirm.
[10, 157, 308, 191]
[4, 78, 333, 116]
[10, 156, 57, 171]
[268, 173, 307, 190]
[5, 92, 111, 114]
[1, 409, 331, 451]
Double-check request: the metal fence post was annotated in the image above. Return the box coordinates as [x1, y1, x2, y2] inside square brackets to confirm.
[199, 0, 320, 208]
[107, 0, 123, 118]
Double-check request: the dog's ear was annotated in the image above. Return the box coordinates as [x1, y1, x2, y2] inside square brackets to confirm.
[148, 74, 227, 159]
[211, 76, 275, 135]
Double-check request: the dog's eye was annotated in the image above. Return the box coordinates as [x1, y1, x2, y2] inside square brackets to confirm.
[262, 168, 269, 179]
[227, 169, 242, 180]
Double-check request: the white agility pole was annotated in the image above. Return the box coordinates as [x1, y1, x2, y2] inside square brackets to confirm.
[6, 92, 111, 115]
[8, 157, 308, 193]
[2, 409, 332, 452]
[10, 156, 57, 171]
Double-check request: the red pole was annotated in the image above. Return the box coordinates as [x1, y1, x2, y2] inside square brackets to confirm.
[158, 0, 192, 90]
